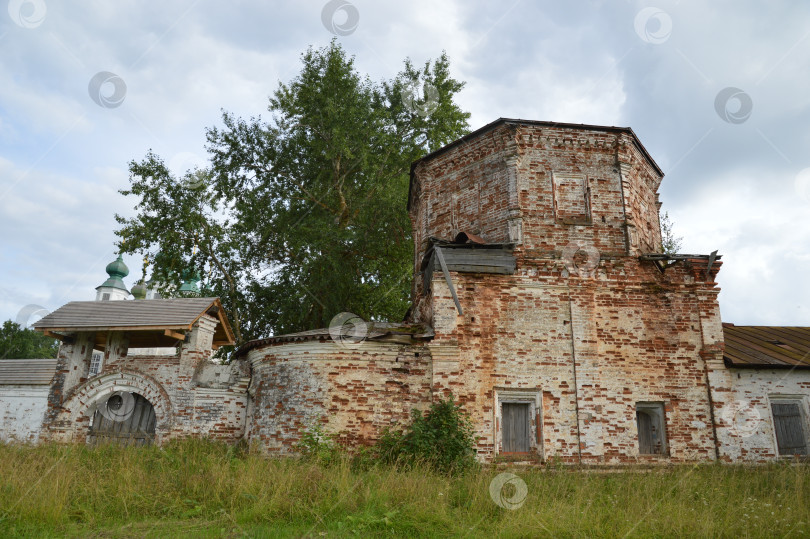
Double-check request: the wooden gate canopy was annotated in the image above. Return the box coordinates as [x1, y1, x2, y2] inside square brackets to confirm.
[31, 297, 235, 350]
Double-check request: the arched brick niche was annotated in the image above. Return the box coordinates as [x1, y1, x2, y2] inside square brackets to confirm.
[50, 369, 174, 443]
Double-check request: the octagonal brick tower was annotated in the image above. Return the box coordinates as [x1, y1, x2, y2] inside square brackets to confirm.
[408, 119, 725, 464]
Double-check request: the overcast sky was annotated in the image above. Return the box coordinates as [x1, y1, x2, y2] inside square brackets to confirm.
[1, 0, 809, 329]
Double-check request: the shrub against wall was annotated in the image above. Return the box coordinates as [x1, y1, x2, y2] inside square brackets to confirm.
[376, 396, 477, 474]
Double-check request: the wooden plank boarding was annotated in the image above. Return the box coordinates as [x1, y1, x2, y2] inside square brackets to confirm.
[502, 403, 531, 452]
[88, 393, 156, 446]
[637, 411, 654, 454]
[433, 248, 517, 274]
[772, 403, 808, 455]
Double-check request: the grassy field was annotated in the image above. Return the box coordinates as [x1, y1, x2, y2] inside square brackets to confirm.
[0, 440, 808, 538]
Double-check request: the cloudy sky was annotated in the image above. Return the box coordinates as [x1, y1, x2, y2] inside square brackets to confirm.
[1, 0, 809, 328]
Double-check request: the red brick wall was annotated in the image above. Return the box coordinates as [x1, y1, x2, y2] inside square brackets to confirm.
[424, 253, 723, 463]
[246, 341, 432, 453]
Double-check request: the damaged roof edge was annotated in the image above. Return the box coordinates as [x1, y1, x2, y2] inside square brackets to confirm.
[407, 118, 664, 210]
[233, 323, 434, 359]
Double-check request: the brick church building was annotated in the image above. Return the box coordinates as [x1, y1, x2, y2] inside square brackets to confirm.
[6, 118, 808, 463]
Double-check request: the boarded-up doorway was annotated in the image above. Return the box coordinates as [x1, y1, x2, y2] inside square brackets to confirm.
[88, 392, 156, 446]
[502, 403, 531, 453]
[636, 402, 667, 455]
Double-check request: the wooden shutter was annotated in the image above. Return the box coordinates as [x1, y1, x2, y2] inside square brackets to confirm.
[772, 403, 807, 456]
[502, 403, 531, 453]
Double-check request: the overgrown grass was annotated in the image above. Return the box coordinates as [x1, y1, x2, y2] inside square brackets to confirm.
[0, 439, 808, 537]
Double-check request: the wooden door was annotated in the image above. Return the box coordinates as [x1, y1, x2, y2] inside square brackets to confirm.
[772, 403, 807, 456]
[88, 393, 156, 446]
[502, 403, 531, 453]
[637, 410, 654, 454]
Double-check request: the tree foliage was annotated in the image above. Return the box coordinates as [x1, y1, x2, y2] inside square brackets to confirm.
[660, 211, 683, 255]
[0, 320, 59, 359]
[116, 41, 470, 345]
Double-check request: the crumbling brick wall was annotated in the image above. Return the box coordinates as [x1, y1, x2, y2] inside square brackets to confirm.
[245, 341, 432, 453]
[410, 121, 723, 464]
[708, 364, 810, 462]
[41, 315, 249, 444]
[0, 385, 50, 443]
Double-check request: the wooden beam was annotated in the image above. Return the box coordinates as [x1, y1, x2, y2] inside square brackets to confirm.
[36, 325, 192, 333]
[164, 329, 186, 341]
[706, 249, 718, 280]
[42, 330, 66, 341]
[434, 246, 464, 315]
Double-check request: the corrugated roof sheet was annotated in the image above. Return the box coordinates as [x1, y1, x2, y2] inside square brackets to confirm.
[0, 358, 57, 385]
[723, 324, 810, 369]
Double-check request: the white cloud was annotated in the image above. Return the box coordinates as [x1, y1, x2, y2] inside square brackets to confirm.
[0, 0, 808, 329]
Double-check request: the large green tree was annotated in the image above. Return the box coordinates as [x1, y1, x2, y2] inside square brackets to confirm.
[116, 41, 470, 345]
[0, 320, 59, 359]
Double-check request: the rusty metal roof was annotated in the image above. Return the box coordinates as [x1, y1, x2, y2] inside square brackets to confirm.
[234, 322, 433, 359]
[0, 358, 57, 385]
[32, 298, 235, 348]
[723, 324, 810, 369]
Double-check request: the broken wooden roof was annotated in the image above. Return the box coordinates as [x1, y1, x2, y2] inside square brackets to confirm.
[0, 358, 58, 385]
[32, 298, 234, 350]
[234, 322, 433, 359]
[723, 324, 810, 369]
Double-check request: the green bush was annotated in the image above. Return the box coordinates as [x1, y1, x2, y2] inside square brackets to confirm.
[297, 419, 342, 466]
[376, 396, 477, 475]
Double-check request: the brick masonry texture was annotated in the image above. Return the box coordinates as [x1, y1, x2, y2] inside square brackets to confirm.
[709, 364, 810, 461]
[245, 342, 432, 453]
[404, 122, 724, 463]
